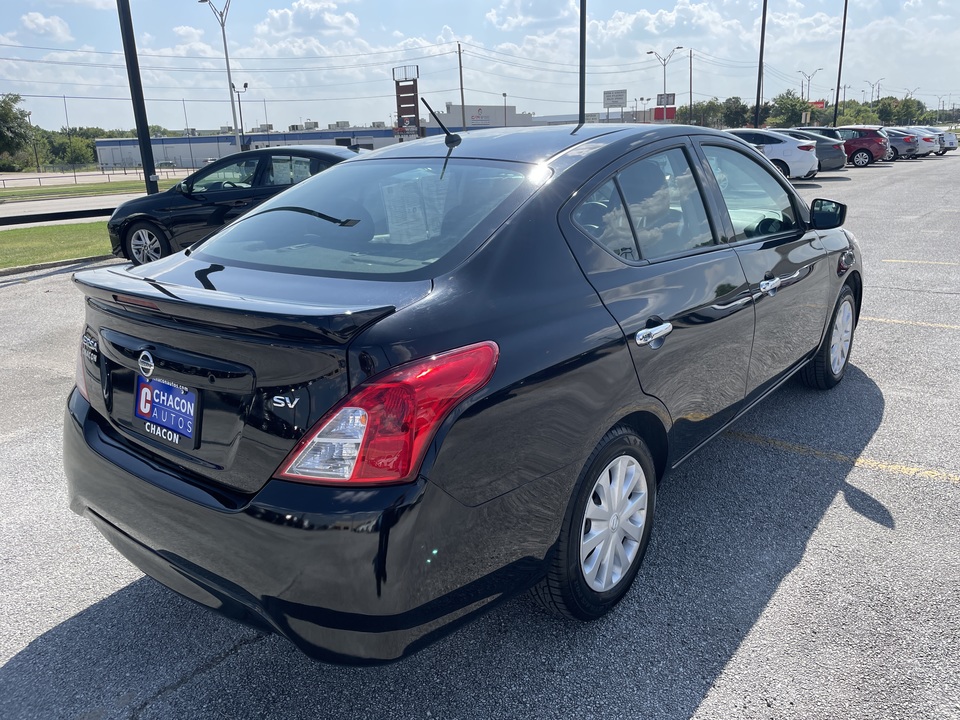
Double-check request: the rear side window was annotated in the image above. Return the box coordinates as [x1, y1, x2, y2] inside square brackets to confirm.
[573, 147, 715, 261]
[262, 155, 327, 187]
[702, 145, 797, 242]
[192, 158, 546, 279]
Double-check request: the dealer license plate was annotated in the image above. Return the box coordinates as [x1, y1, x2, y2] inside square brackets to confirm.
[134, 375, 197, 443]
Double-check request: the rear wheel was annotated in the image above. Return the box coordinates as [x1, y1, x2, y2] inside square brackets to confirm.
[801, 285, 857, 390]
[884, 146, 899, 161]
[530, 426, 656, 620]
[771, 159, 790, 177]
[850, 149, 871, 167]
[125, 221, 170, 265]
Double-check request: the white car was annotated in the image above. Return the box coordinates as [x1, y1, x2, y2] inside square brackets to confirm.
[725, 128, 819, 179]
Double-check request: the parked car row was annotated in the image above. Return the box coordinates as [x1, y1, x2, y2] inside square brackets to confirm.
[794, 124, 956, 166]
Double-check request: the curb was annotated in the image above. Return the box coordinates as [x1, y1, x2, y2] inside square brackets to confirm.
[0, 255, 117, 278]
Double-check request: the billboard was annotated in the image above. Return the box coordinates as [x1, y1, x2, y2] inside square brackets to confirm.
[656, 93, 676, 107]
[603, 89, 628, 109]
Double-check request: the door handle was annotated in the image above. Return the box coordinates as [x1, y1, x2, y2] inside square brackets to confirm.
[228, 200, 250, 208]
[635, 322, 673, 347]
[759, 277, 781, 295]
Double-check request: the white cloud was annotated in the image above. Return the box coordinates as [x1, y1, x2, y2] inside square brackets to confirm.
[172, 26, 206, 45]
[60, 0, 114, 9]
[21, 12, 74, 42]
[254, 1, 359, 38]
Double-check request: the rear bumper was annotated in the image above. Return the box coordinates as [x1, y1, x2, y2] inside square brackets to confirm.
[63, 389, 551, 664]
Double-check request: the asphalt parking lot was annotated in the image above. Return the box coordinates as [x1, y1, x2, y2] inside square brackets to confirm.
[1, 154, 958, 720]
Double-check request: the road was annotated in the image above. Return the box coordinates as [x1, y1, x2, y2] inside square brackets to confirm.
[0, 155, 958, 720]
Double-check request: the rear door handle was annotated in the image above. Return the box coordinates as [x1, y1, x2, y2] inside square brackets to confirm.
[635, 322, 673, 347]
[228, 200, 251, 208]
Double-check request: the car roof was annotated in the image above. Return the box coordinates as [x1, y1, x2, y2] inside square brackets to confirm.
[727, 128, 803, 143]
[356, 124, 731, 166]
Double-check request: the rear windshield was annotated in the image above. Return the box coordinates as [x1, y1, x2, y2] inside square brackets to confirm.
[191, 157, 547, 280]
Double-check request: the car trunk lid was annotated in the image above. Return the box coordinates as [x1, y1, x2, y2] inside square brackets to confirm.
[74, 260, 430, 494]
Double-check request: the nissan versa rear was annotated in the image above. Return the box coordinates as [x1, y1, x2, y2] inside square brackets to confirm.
[64, 124, 862, 664]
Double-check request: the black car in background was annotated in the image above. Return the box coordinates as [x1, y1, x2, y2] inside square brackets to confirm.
[65, 124, 863, 664]
[107, 145, 359, 264]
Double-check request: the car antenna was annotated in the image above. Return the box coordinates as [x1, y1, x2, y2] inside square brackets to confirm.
[421, 98, 461, 148]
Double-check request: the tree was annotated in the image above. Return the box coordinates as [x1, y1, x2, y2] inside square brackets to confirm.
[721, 97, 750, 129]
[765, 90, 811, 127]
[0, 94, 33, 156]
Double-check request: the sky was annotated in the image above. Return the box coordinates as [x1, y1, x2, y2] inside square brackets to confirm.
[2, 0, 958, 133]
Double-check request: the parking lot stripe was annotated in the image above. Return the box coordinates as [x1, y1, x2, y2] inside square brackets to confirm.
[727, 431, 960, 485]
[860, 316, 960, 331]
[881, 259, 960, 266]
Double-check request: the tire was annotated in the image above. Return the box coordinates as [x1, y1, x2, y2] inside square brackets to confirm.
[884, 146, 898, 161]
[850, 149, 871, 167]
[125, 220, 170, 265]
[530, 426, 657, 620]
[936, 149, 947, 156]
[771, 159, 789, 177]
[801, 285, 857, 390]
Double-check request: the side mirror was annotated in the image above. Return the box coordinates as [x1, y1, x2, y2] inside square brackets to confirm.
[178, 181, 193, 195]
[810, 198, 847, 230]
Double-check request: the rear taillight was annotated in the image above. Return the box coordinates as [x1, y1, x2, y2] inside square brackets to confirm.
[905, 135, 915, 142]
[276, 341, 500, 485]
[798, 144, 815, 152]
[833, 144, 844, 151]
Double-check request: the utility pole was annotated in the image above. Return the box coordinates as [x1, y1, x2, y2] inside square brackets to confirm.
[458, 42, 466, 130]
[832, 0, 849, 126]
[116, 0, 157, 193]
[754, 0, 769, 128]
[578, 0, 586, 126]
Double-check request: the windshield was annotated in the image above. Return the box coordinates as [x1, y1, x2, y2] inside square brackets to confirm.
[191, 157, 547, 279]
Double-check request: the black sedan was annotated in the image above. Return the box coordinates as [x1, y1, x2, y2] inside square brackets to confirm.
[107, 145, 359, 264]
[64, 124, 863, 664]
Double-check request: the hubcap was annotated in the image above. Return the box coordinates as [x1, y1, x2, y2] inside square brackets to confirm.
[830, 298, 854, 375]
[579, 454, 648, 593]
[130, 228, 163, 264]
[853, 152, 869, 167]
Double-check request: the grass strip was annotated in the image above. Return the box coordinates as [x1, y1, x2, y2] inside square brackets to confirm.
[0, 221, 111, 269]
[0, 178, 179, 202]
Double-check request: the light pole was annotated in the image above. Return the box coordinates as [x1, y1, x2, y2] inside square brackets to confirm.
[232, 82, 248, 149]
[647, 46, 683, 123]
[199, 0, 241, 150]
[935, 94, 946, 122]
[26, 111, 41, 173]
[502, 92, 507, 127]
[798, 68, 823, 102]
[865, 77, 884, 106]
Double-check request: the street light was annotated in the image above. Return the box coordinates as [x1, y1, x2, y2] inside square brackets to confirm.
[232, 82, 248, 149]
[502, 92, 507, 127]
[798, 67, 823, 102]
[647, 46, 683, 123]
[199, 0, 241, 150]
[864, 77, 884, 106]
[26, 111, 41, 173]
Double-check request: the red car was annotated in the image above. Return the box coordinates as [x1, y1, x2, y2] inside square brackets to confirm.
[836, 125, 890, 167]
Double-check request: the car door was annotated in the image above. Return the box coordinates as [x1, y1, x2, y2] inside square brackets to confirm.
[696, 140, 833, 404]
[161, 154, 268, 248]
[560, 140, 755, 463]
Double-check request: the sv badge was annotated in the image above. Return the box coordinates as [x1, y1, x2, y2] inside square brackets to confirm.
[272, 396, 300, 409]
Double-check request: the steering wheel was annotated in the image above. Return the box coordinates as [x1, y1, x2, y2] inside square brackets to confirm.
[221, 181, 238, 189]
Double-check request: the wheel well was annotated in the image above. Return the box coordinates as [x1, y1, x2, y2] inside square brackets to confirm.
[845, 270, 863, 322]
[616, 411, 669, 483]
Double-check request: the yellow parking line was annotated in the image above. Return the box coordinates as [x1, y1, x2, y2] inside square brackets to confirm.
[727, 431, 960, 485]
[881, 259, 960, 266]
[861, 316, 960, 331]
